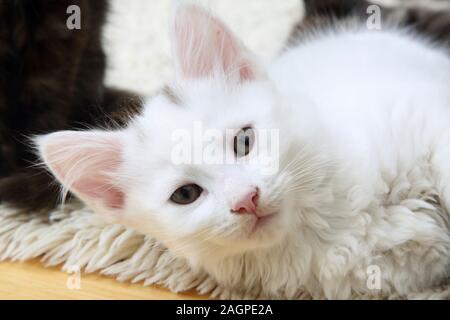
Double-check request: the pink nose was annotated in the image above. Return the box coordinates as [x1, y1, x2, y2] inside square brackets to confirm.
[231, 190, 259, 215]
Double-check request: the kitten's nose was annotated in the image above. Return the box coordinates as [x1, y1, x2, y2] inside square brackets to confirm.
[231, 189, 258, 215]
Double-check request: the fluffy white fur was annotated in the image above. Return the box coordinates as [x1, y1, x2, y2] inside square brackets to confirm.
[37, 4, 450, 299]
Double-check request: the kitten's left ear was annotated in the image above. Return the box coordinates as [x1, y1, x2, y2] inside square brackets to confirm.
[36, 130, 126, 222]
[171, 3, 264, 82]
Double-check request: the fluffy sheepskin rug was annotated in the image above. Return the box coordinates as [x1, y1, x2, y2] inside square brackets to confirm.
[1, 0, 449, 299]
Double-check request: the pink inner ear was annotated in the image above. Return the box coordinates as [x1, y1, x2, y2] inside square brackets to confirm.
[173, 4, 256, 81]
[239, 64, 255, 81]
[73, 179, 124, 210]
[42, 131, 125, 211]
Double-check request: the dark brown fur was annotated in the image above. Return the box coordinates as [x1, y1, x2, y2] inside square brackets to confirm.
[0, 0, 142, 211]
[289, 0, 450, 47]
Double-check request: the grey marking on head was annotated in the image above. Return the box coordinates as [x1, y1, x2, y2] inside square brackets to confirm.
[162, 85, 183, 105]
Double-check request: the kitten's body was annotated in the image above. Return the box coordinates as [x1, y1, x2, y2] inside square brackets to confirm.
[204, 27, 450, 299]
[38, 2, 450, 299]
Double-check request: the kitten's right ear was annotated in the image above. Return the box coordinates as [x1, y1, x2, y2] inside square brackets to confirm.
[35, 130, 125, 222]
[171, 3, 263, 82]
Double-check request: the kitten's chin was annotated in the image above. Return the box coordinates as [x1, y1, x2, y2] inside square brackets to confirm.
[215, 211, 287, 255]
[174, 209, 290, 265]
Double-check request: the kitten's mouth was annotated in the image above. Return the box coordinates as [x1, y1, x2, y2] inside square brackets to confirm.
[250, 212, 278, 234]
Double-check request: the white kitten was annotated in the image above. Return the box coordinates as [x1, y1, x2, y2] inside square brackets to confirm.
[37, 4, 450, 299]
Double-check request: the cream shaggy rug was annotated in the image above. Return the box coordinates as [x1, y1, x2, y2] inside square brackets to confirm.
[1, 0, 450, 300]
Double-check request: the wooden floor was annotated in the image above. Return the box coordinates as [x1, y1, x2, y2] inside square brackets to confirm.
[0, 260, 204, 300]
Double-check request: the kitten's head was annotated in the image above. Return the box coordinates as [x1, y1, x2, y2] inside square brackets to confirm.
[37, 5, 321, 265]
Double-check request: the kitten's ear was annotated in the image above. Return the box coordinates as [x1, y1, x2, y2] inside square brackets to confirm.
[36, 131, 125, 221]
[171, 4, 262, 82]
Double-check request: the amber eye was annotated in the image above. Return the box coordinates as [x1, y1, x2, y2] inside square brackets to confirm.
[170, 184, 203, 205]
[234, 127, 255, 157]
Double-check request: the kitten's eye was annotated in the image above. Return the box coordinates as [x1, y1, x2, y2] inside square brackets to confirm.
[234, 127, 255, 157]
[170, 184, 203, 205]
